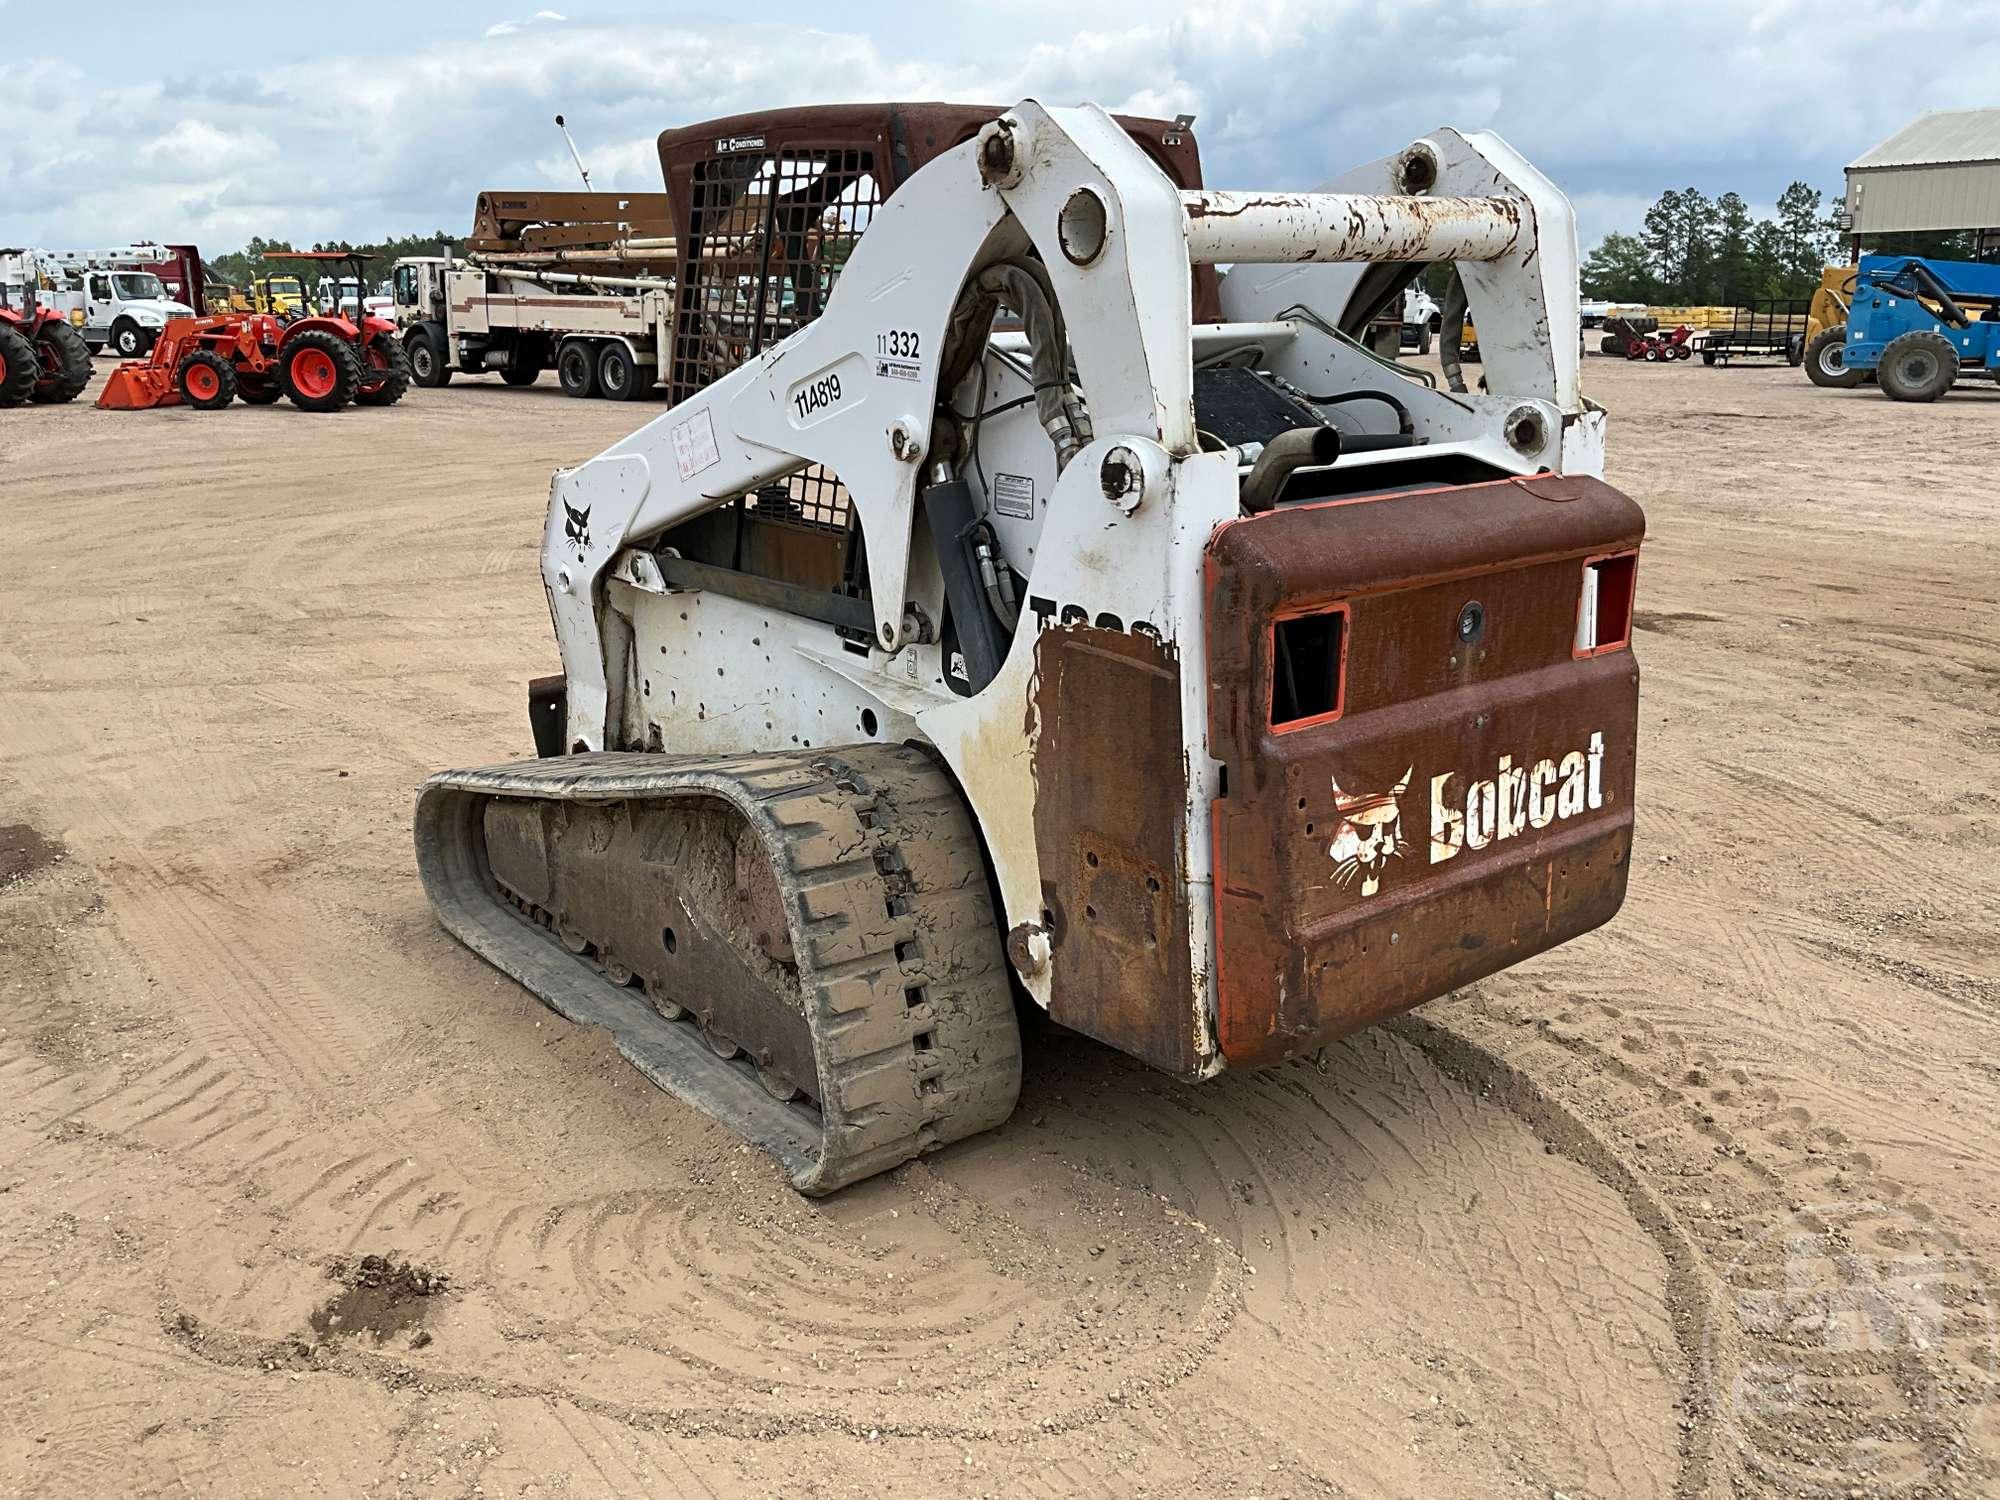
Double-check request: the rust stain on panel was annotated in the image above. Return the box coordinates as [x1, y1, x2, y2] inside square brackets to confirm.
[1030, 625, 1200, 1076]
[1204, 474, 1645, 1069]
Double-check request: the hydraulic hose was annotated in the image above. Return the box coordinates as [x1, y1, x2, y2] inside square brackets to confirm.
[1301, 387, 1415, 436]
[1439, 269, 1470, 395]
[938, 260, 1091, 473]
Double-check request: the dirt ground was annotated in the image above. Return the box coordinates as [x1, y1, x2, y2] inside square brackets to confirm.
[1, 353, 1996, 1500]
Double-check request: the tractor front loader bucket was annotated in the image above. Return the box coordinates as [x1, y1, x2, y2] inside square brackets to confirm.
[96, 360, 180, 410]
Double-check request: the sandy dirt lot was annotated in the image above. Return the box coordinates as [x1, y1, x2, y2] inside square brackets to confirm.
[1, 353, 1996, 1500]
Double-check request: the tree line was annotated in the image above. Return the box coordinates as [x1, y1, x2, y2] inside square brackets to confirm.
[1581, 182, 1844, 305]
[1581, 181, 1994, 307]
[208, 232, 456, 290]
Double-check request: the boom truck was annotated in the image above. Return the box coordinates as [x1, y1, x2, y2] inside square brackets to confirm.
[22, 245, 205, 355]
[414, 101, 1644, 1195]
[392, 191, 678, 397]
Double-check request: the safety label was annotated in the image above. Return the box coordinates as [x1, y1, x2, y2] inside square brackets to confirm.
[672, 408, 721, 481]
[991, 472, 1035, 519]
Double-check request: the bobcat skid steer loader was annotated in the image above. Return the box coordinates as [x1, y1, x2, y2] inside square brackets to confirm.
[416, 101, 1644, 1193]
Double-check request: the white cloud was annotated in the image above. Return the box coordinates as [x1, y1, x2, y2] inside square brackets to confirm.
[2, 3, 1995, 254]
[486, 9, 567, 39]
[139, 119, 280, 172]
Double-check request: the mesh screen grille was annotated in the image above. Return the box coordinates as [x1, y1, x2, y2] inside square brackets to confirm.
[672, 146, 881, 533]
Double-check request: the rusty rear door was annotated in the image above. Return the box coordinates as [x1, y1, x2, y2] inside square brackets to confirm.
[1204, 473, 1644, 1069]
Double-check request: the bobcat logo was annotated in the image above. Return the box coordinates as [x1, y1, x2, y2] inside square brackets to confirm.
[562, 500, 591, 561]
[1328, 768, 1411, 897]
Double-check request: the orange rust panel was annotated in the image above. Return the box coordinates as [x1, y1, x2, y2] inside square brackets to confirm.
[1031, 624, 1200, 1076]
[1205, 475, 1646, 1069]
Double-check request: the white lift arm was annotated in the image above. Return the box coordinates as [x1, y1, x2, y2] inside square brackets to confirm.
[542, 100, 1587, 751]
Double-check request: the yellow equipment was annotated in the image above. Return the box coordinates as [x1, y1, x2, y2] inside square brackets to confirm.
[250, 275, 309, 318]
[1805, 265, 1859, 345]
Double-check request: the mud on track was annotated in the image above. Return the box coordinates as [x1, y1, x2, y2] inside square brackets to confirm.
[1, 360, 1996, 1497]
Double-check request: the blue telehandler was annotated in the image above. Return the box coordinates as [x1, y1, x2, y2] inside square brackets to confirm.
[1806, 254, 2000, 401]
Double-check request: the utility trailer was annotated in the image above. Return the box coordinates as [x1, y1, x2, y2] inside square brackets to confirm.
[1698, 299, 1808, 366]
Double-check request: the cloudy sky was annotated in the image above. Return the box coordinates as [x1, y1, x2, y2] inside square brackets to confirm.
[4, 0, 1997, 257]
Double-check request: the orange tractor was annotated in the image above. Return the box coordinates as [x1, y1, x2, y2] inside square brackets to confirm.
[0, 298, 93, 408]
[98, 251, 409, 413]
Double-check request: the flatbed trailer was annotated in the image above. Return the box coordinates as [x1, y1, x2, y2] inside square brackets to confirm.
[1699, 299, 1808, 366]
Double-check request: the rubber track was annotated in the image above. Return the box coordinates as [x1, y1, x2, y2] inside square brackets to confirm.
[414, 745, 1021, 1194]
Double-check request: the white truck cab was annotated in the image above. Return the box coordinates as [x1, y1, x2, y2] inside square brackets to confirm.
[74, 266, 195, 356]
[316, 274, 394, 322]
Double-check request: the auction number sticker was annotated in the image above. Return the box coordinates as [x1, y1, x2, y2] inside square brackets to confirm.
[875, 327, 922, 382]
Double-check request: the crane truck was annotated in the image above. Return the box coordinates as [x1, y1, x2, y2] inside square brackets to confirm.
[392, 191, 678, 398]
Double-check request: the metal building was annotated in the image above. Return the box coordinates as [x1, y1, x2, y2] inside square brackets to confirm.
[1844, 109, 2000, 254]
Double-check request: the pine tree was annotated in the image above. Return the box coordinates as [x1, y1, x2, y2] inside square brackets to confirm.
[1774, 182, 1835, 298]
[1743, 220, 1788, 302]
[1642, 188, 1720, 302]
[1713, 192, 1753, 302]
[1581, 232, 1652, 301]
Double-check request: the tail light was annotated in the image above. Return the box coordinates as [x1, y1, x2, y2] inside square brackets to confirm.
[1574, 550, 1637, 657]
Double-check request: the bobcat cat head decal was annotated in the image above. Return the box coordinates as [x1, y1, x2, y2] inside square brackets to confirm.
[1328, 768, 1411, 897]
[562, 500, 591, 561]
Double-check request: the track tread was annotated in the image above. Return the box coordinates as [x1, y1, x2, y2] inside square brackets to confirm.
[414, 746, 1021, 1194]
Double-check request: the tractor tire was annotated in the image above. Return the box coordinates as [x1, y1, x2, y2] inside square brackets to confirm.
[236, 376, 284, 405]
[407, 332, 451, 388]
[0, 324, 38, 408]
[356, 336, 411, 407]
[556, 341, 598, 398]
[596, 341, 646, 401]
[1805, 326, 1865, 389]
[501, 363, 542, 387]
[175, 349, 238, 409]
[280, 329, 361, 412]
[1785, 333, 1805, 367]
[110, 319, 153, 359]
[31, 321, 93, 403]
[1877, 330, 1957, 403]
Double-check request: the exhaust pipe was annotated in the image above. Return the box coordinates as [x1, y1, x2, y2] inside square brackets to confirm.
[1240, 426, 1341, 513]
